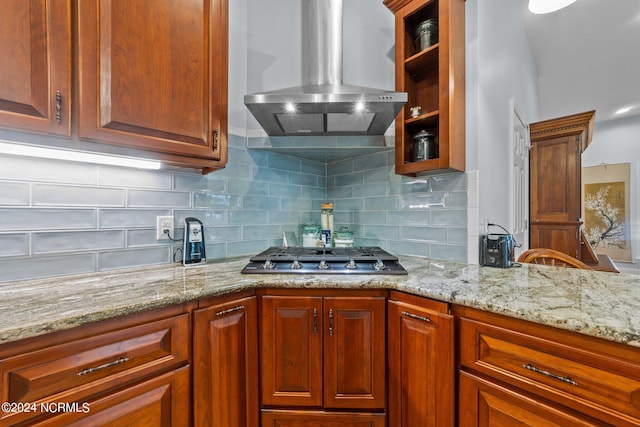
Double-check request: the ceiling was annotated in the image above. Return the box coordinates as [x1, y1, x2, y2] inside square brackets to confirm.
[520, 0, 640, 123]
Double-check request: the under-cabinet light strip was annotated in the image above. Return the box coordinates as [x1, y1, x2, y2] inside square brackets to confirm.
[0, 141, 162, 170]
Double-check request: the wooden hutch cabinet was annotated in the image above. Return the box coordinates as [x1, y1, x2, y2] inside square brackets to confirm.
[529, 111, 596, 261]
[384, 0, 465, 176]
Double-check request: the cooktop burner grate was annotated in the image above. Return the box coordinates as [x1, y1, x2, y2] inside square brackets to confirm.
[241, 246, 407, 275]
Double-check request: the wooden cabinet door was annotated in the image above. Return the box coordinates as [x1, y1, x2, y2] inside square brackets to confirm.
[323, 297, 386, 410]
[530, 223, 581, 259]
[261, 409, 386, 427]
[193, 296, 259, 427]
[34, 366, 191, 426]
[261, 296, 323, 407]
[0, 0, 71, 136]
[459, 372, 601, 427]
[388, 297, 454, 427]
[530, 135, 581, 223]
[77, 0, 228, 168]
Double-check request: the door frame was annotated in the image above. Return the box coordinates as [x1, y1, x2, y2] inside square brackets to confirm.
[508, 98, 530, 257]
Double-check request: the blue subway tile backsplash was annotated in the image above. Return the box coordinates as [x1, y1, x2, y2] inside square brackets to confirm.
[0, 133, 468, 283]
[0, 233, 29, 257]
[32, 230, 125, 254]
[32, 185, 125, 207]
[0, 182, 29, 205]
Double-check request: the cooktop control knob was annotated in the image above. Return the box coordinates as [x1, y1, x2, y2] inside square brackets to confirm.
[345, 259, 358, 270]
[291, 258, 303, 269]
[318, 260, 330, 270]
[263, 259, 275, 270]
[374, 259, 385, 271]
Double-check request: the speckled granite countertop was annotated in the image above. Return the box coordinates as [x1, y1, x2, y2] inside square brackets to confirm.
[1, 256, 639, 347]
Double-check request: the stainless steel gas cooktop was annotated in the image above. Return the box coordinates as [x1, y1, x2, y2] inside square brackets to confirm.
[241, 246, 407, 275]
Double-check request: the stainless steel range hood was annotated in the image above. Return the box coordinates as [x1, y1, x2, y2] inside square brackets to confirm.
[244, 0, 407, 136]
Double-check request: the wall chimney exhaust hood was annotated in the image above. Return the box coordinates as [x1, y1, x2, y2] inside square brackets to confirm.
[244, 0, 407, 136]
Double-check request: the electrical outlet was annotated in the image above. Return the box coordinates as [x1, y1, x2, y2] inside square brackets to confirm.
[156, 216, 174, 240]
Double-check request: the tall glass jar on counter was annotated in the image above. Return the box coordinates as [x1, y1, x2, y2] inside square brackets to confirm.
[320, 202, 334, 247]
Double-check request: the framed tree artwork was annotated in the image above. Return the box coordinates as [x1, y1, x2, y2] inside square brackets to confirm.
[582, 163, 631, 261]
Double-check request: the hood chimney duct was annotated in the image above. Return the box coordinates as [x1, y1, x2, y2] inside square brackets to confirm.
[303, 0, 343, 87]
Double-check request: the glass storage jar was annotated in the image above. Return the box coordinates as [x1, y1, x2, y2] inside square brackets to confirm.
[334, 227, 354, 248]
[415, 18, 438, 52]
[300, 222, 321, 247]
[413, 130, 436, 161]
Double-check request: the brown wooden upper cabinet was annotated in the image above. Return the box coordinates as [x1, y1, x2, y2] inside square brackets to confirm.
[0, 0, 72, 136]
[77, 0, 228, 172]
[384, 0, 465, 176]
[0, 0, 228, 173]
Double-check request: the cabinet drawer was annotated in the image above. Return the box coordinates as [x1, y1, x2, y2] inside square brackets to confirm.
[459, 317, 640, 424]
[459, 371, 602, 426]
[31, 366, 190, 426]
[261, 409, 386, 427]
[1, 313, 189, 424]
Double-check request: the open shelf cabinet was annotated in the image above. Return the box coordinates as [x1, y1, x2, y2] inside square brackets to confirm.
[384, 0, 465, 176]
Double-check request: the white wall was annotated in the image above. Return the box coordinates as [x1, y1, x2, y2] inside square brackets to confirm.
[228, 0, 248, 135]
[472, 0, 539, 238]
[342, 0, 396, 90]
[584, 116, 640, 167]
[583, 116, 640, 264]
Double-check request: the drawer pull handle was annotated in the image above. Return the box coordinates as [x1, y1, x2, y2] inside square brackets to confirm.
[401, 311, 431, 323]
[216, 305, 245, 316]
[523, 363, 578, 386]
[77, 357, 129, 376]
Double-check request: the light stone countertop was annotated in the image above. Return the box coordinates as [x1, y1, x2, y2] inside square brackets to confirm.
[1, 256, 639, 347]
